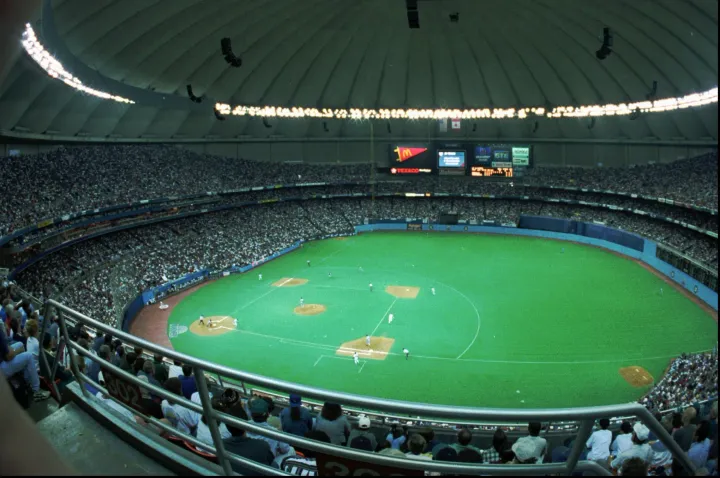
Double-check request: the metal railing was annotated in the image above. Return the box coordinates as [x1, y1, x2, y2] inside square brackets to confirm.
[39, 298, 700, 476]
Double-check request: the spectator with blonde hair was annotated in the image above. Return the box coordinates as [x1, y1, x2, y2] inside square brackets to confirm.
[673, 407, 698, 452]
[23, 319, 40, 370]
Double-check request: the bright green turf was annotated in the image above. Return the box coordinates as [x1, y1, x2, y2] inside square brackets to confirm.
[168, 233, 717, 408]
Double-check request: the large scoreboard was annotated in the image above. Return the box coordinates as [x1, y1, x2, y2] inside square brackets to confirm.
[386, 143, 532, 177]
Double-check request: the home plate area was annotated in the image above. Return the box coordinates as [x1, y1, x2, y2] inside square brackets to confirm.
[336, 337, 394, 360]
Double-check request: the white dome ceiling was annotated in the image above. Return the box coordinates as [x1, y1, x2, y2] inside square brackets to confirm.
[0, 0, 717, 142]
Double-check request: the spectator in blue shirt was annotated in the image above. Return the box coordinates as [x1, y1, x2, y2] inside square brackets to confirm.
[279, 394, 313, 437]
[0, 322, 50, 401]
[178, 365, 197, 399]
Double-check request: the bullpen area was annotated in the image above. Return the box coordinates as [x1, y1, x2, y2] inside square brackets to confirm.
[157, 232, 717, 408]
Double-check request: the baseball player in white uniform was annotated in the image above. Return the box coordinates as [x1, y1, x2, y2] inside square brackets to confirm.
[403, 348, 410, 360]
[431, 287, 436, 296]
[233, 318, 238, 328]
[353, 352, 359, 365]
[299, 297, 304, 307]
[207, 318, 214, 328]
[258, 273, 262, 280]
[366, 334, 371, 347]
[369, 283, 373, 292]
[328, 271, 332, 278]
[388, 313, 394, 324]
[199, 315, 205, 326]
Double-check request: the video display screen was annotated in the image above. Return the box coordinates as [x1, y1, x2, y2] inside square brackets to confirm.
[437, 150, 466, 168]
[388, 145, 434, 174]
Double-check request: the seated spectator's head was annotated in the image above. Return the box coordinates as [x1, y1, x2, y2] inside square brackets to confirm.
[98, 344, 111, 361]
[201, 397, 228, 426]
[621, 421, 633, 434]
[599, 418, 610, 430]
[433, 445, 458, 462]
[300, 430, 331, 458]
[226, 402, 249, 437]
[125, 352, 137, 367]
[528, 421, 542, 437]
[457, 448, 483, 463]
[694, 420, 710, 442]
[492, 428, 508, 453]
[181, 365, 192, 378]
[261, 396, 275, 414]
[418, 426, 434, 446]
[164, 377, 182, 396]
[25, 319, 38, 338]
[672, 413, 683, 429]
[249, 397, 269, 423]
[133, 346, 143, 357]
[357, 415, 371, 431]
[682, 407, 696, 426]
[153, 353, 163, 363]
[222, 388, 240, 406]
[621, 456, 648, 476]
[457, 428, 473, 446]
[115, 343, 124, 357]
[407, 433, 426, 455]
[320, 402, 343, 421]
[512, 437, 538, 464]
[103, 333, 112, 345]
[142, 360, 154, 376]
[632, 423, 650, 445]
[133, 356, 145, 375]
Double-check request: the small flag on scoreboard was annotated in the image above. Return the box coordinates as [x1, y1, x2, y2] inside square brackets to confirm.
[438, 118, 447, 133]
[451, 118, 461, 130]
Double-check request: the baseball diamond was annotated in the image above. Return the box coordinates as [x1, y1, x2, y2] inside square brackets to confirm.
[162, 232, 718, 408]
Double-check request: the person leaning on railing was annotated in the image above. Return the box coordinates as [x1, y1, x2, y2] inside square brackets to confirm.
[0, 319, 50, 402]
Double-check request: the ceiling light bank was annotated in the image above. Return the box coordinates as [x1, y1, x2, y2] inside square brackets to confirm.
[216, 87, 717, 121]
[21, 24, 134, 104]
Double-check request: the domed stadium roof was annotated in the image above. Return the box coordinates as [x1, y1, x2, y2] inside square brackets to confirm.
[0, 0, 717, 142]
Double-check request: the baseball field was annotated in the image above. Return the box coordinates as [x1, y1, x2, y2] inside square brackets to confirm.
[164, 232, 718, 409]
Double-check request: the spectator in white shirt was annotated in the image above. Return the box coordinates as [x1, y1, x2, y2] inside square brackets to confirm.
[523, 422, 547, 463]
[196, 397, 232, 446]
[586, 418, 612, 462]
[161, 377, 197, 436]
[610, 423, 653, 471]
[611, 421, 634, 457]
[24, 319, 40, 370]
[168, 360, 183, 379]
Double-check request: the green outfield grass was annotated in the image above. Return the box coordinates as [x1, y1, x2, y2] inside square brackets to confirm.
[168, 232, 717, 409]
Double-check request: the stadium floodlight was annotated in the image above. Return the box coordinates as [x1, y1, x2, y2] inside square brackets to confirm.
[596, 27, 613, 60]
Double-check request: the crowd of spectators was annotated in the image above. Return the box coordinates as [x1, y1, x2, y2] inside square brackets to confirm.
[0, 146, 716, 238]
[643, 352, 719, 413]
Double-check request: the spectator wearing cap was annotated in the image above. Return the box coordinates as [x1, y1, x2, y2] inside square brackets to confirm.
[612, 421, 634, 457]
[689, 421, 712, 470]
[673, 407, 698, 452]
[482, 428, 510, 464]
[223, 402, 275, 475]
[418, 427, 441, 454]
[281, 430, 331, 476]
[178, 365, 197, 400]
[610, 423, 653, 471]
[246, 397, 292, 461]
[451, 428, 483, 456]
[406, 433, 431, 461]
[161, 377, 197, 436]
[522, 422, 547, 463]
[586, 418, 612, 463]
[314, 402, 350, 446]
[346, 415, 378, 452]
[280, 394, 313, 437]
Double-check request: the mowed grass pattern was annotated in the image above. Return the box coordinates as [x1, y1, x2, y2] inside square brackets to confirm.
[169, 232, 717, 408]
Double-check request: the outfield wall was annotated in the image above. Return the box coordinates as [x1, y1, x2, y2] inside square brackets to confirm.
[356, 219, 718, 311]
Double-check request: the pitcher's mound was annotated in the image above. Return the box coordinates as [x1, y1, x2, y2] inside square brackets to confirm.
[294, 304, 327, 315]
[337, 337, 394, 360]
[619, 366, 654, 387]
[273, 278, 308, 287]
[386, 285, 420, 299]
[190, 316, 236, 336]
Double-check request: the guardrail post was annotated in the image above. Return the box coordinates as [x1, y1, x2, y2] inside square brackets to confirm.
[37, 301, 59, 399]
[637, 407, 696, 475]
[57, 309, 88, 397]
[565, 419, 593, 474]
[193, 366, 233, 476]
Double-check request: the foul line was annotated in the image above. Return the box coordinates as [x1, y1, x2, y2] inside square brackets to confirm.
[358, 362, 366, 374]
[370, 298, 397, 337]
